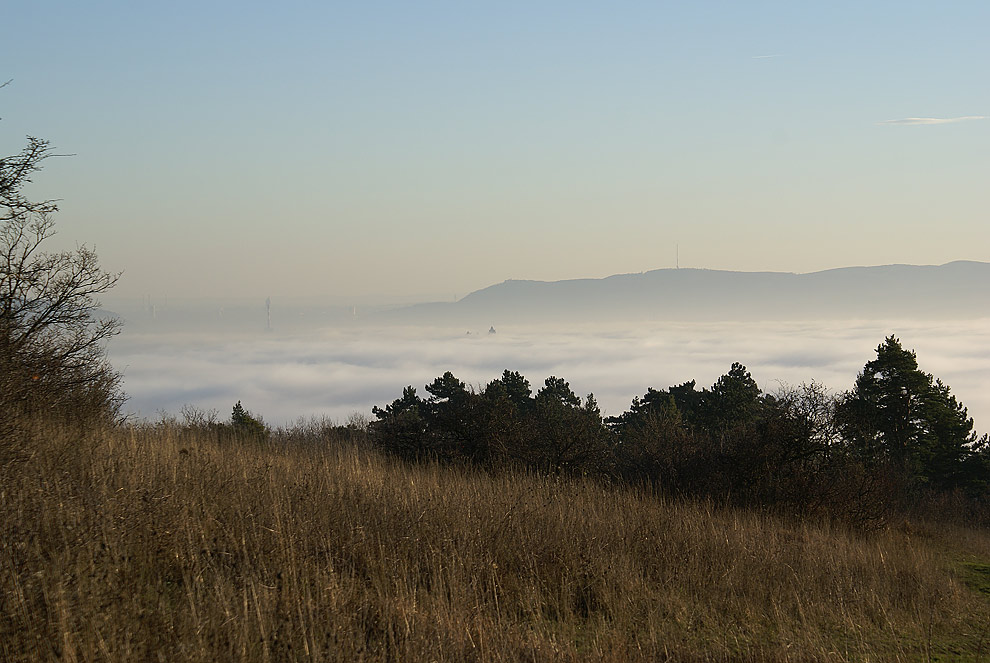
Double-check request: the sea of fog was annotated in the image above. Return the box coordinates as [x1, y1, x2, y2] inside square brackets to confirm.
[108, 318, 990, 435]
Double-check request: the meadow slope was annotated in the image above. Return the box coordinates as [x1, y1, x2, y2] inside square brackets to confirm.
[4, 420, 990, 662]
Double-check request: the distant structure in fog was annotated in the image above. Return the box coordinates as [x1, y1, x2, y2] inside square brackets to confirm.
[489, 326, 496, 335]
[266, 297, 272, 332]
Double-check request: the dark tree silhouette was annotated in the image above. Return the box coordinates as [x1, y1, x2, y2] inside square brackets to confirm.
[837, 336, 986, 491]
[1, 136, 122, 420]
[230, 401, 268, 440]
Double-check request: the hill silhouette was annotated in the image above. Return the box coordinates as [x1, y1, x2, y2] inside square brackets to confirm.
[380, 261, 990, 324]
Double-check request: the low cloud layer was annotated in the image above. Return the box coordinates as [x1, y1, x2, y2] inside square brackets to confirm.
[110, 320, 990, 435]
[879, 116, 986, 126]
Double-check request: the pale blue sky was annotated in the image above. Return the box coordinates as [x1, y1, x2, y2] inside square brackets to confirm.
[3, 1, 988, 300]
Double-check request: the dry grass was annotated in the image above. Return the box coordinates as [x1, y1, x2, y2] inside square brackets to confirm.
[3, 419, 990, 662]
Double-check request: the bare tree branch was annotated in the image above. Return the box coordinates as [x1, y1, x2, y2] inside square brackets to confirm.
[1, 135, 123, 421]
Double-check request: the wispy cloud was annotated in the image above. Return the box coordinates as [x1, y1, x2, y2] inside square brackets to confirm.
[752, 54, 782, 59]
[878, 116, 986, 126]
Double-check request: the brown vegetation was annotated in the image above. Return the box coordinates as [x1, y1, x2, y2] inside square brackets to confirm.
[4, 418, 990, 662]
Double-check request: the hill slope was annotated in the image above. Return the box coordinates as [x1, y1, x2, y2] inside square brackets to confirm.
[385, 261, 990, 324]
[4, 421, 990, 661]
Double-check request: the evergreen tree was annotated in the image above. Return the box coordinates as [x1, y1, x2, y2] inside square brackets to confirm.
[536, 376, 582, 408]
[370, 386, 430, 460]
[837, 336, 983, 490]
[703, 362, 762, 431]
[484, 370, 532, 411]
[230, 401, 268, 440]
[423, 371, 486, 461]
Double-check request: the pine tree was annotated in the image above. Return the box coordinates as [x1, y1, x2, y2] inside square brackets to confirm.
[230, 401, 268, 440]
[837, 336, 982, 490]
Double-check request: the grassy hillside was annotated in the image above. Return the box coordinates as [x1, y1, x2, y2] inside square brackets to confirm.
[4, 420, 990, 662]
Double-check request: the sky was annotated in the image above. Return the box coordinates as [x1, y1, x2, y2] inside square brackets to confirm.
[3, 1, 989, 301]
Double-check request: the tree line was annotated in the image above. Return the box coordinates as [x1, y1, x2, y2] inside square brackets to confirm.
[369, 338, 990, 527]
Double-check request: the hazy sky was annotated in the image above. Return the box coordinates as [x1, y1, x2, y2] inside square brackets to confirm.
[3, 1, 988, 300]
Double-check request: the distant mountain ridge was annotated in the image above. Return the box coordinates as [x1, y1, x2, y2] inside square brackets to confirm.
[383, 261, 990, 324]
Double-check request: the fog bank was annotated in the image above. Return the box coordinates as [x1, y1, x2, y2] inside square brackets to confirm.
[109, 318, 990, 435]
